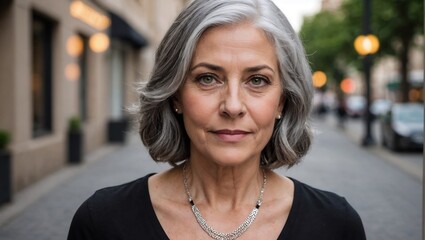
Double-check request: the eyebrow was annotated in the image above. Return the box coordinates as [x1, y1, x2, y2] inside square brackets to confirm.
[190, 63, 223, 72]
[190, 62, 275, 74]
[245, 65, 275, 74]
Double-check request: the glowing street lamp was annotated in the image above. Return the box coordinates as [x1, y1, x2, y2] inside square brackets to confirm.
[354, 34, 380, 56]
[354, 0, 379, 147]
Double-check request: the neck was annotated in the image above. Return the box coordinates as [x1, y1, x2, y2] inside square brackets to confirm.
[184, 160, 265, 210]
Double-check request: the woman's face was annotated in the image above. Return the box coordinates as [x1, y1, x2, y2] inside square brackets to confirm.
[175, 22, 283, 167]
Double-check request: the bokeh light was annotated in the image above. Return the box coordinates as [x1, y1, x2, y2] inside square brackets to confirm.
[340, 78, 355, 94]
[312, 71, 327, 88]
[66, 35, 83, 57]
[70, 0, 110, 30]
[89, 32, 110, 53]
[65, 63, 81, 81]
[354, 34, 380, 56]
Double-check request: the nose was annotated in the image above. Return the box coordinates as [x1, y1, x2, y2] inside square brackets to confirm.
[220, 81, 246, 118]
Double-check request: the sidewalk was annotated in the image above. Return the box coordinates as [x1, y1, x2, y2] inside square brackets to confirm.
[0, 135, 169, 239]
[0, 144, 119, 228]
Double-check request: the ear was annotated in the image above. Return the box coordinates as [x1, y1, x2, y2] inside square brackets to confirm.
[277, 95, 285, 113]
[172, 94, 182, 113]
[275, 96, 285, 120]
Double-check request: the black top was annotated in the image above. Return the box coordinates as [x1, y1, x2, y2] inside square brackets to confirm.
[68, 174, 366, 240]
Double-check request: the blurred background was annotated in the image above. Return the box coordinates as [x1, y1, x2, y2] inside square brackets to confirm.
[0, 0, 423, 239]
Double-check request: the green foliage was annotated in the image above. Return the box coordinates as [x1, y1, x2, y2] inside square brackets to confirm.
[341, 0, 423, 57]
[0, 129, 11, 150]
[341, 0, 423, 101]
[299, 0, 424, 89]
[300, 10, 352, 83]
[68, 116, 82, 132]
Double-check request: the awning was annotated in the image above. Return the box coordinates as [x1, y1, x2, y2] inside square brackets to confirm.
[0, 0, 12, 9]
[109, 12, 148, 48]
[386, 70, 424, 90]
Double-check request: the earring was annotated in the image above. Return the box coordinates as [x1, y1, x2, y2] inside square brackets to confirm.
[276, 114, 281, 120]
[175, 108, 180, 113]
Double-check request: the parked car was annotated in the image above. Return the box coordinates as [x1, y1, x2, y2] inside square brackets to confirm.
[380, 103, 424, 151]
[371, 99, 392, 119]
[345, 95, 366, 118]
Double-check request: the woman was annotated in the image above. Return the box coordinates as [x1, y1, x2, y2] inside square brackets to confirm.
[68, 0, 366, 239]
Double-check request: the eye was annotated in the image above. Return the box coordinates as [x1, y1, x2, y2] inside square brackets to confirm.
[195, 74, 219, 86]
[248, 76, 270, 87]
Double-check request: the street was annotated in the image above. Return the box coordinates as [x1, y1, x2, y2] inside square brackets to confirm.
[282, 116, 422, 240]
[0, 117, 422, 240]
[332, 114, 422, 181]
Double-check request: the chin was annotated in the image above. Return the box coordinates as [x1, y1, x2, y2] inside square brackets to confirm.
[207, 151, 259, 168]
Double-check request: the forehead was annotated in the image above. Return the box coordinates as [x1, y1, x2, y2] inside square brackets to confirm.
[198, 22, 274, 47]
[192, 22, 278, 67]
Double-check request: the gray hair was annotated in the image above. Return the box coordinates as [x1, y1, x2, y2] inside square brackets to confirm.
[138, 0, 313, 169]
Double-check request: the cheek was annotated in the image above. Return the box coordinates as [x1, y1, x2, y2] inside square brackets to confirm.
[180, 91, 217, 132]
[252, 110, 278, 139]
[249, 99, 281, 145]
[250, 98, 281, 127]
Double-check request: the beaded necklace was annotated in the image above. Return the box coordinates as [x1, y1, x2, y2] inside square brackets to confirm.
[182, 162, 267, 240]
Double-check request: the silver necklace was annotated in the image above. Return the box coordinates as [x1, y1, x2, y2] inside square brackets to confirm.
[183, 162, 267, 240]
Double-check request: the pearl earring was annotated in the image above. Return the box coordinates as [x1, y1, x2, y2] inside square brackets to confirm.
[175, 108, 179, 113]
[276, 114, 281, 120]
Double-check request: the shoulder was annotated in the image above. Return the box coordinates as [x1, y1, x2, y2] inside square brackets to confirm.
[291, 178, 361, 221]
[85, 174, 157, 221]
[90, 174, 153, 206]
[292, 178, 348, 209]
[68, 174, 157, 240]
[284, 178, 366, 240]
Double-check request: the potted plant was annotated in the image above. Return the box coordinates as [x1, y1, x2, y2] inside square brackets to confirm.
[107, 117, 129, 144]
[67, 116, 84, 164]
[0, 129, 12, 205]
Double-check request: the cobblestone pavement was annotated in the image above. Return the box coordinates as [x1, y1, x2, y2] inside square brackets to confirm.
[0, 119, 422, 240]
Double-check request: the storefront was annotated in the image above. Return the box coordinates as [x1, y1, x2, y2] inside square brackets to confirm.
[106, 11, 148, 142]
[0, 0, 151, 197]
[386, 70, 424, 102]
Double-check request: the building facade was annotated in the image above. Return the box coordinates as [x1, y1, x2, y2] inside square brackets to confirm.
[0, 0, 188, 198]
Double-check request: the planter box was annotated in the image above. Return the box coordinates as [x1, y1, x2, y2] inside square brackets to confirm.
[107, 118, 129, 143]
[68, 131, 83, 164]
[0, 150, 11, 205]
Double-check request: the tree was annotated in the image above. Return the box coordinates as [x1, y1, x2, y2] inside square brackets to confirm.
[300, 10, 350, 86]
[342, 0, 423, 102]
[300, 0, 424, 102]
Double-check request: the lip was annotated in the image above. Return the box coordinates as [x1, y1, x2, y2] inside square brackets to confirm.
[211, 129, 250, 142]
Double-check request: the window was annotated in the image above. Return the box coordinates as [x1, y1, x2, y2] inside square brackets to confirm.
[78, 34, 89, 121]
[32, 12, 54, 137]
[109, 40, 126, 120]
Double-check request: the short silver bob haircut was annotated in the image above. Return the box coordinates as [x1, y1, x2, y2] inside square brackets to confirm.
[138, 0, 313, 169]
